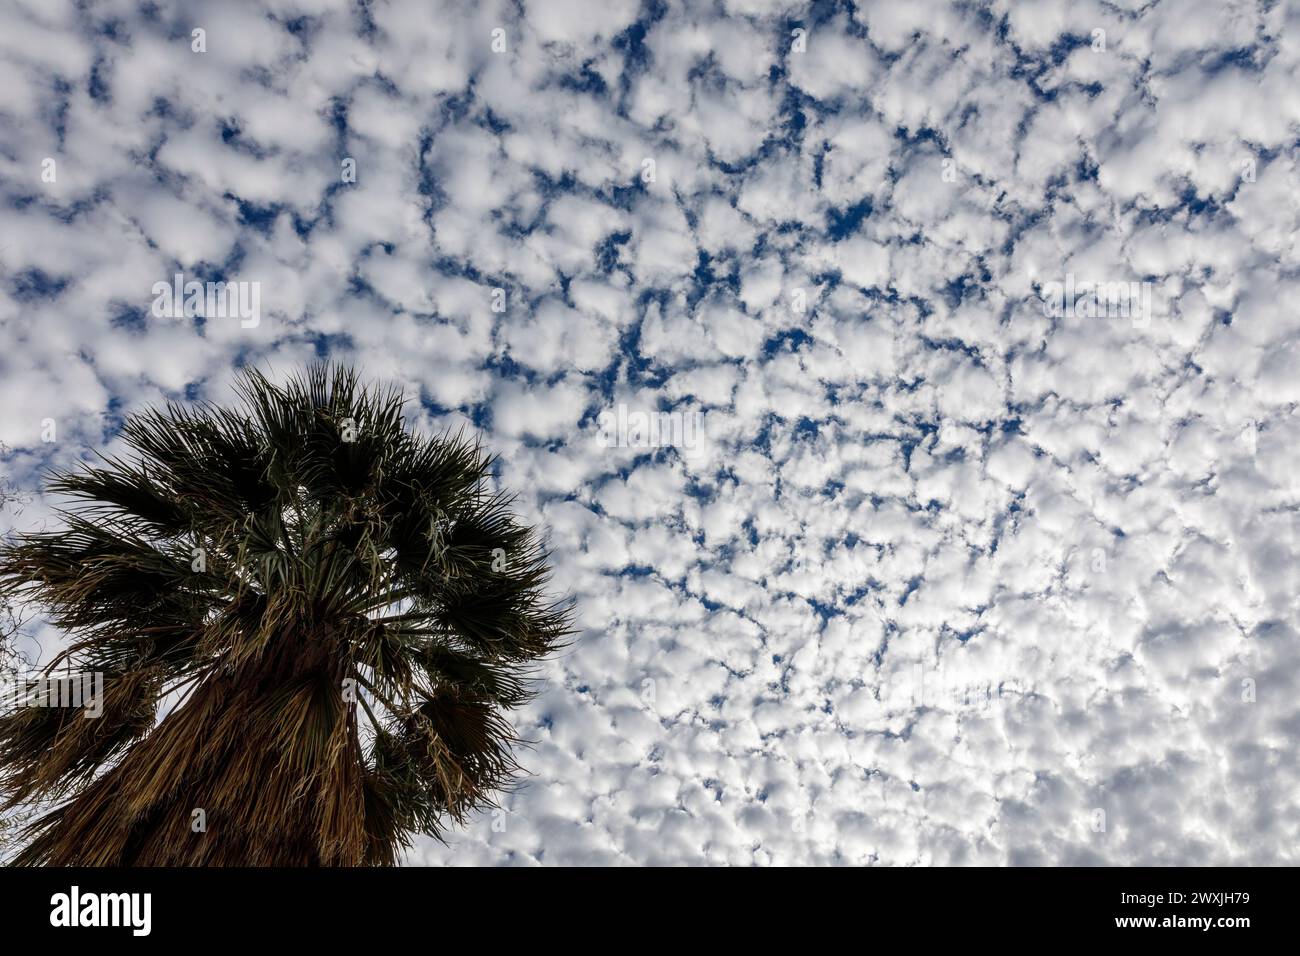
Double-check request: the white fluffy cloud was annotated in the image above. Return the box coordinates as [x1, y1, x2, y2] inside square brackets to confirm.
[1, 0, 1297, 866]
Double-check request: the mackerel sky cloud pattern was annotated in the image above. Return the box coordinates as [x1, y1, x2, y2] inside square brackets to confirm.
[1, 0, 1298, 865]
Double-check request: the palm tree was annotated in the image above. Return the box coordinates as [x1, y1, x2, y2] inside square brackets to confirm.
[0, 364, 571, 865]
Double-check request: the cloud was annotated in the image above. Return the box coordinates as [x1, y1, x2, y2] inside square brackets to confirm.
[0, 0, 1297, 867]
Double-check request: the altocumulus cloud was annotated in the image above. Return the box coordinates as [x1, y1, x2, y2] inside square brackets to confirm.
[1, 0, 1298, 865]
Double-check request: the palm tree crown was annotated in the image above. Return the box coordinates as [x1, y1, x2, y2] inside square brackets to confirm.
[0, 364, 571, 865]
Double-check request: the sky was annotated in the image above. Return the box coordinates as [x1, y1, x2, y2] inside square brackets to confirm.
[1, 0, 1298, 865]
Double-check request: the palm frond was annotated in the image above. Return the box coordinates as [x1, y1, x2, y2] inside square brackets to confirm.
[0, 362, 573, 865]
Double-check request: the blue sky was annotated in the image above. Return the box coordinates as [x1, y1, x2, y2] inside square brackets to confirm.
[1, 0, 1298, 864]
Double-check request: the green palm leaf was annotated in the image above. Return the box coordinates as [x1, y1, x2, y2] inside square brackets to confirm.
[0, 363, 573, 866]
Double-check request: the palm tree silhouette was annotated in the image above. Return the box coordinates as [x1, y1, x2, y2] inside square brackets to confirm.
[0, 364, 571, 865]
